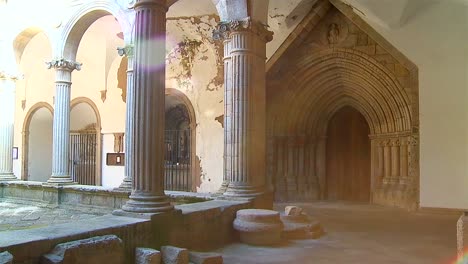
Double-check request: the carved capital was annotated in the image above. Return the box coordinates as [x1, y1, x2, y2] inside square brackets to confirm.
[391, 139, 400, 147]
[117, 45, 134, 57]
[46, 58, 82, 72]
[213, 18, 274, 42]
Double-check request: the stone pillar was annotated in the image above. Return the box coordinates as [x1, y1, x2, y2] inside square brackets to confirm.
[377, 140, 385, 183]
[117, 45, 134, 190]
[390, 139, 400, 184]
[213, 28, 232, 194]
[214, 18, 273, 199]
[121, 0, 173, 213]
[399, 138, 408, 184]
[46, 59, 81, 184]
[0, 72, 18, 181]
[316, 137, 327, 199]
[383, 140, 391, 185]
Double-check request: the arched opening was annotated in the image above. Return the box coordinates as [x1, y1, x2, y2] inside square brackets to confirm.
[70, 98, 102, 185]
[22, 103, 53, 182]
[325, 106, 371, 202]
[164, 89, 197, 192]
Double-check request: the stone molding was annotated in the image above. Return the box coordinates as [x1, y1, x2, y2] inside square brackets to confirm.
[117, 45, 134, 58]
[213, 17, 273, 42]
[46, 58, 82, 72]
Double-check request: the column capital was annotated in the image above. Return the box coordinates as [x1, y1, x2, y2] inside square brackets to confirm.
[0, 71, 20, 81]
[213, 17, 274, 42]
[134, 0, 168, 10]
[117, 45, 134, 58]
[46, 58, 82, 72]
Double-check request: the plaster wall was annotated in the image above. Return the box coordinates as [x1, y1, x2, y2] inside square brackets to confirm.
[345, 1, 468, 209]
[27, 108, 53, 182]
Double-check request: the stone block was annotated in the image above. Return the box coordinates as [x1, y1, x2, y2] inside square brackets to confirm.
[161, 246, 189, 264]
[457, 213, 468, 260]
[233, 209, 283, 246]
[136, 248, 161, 264]
[189, 252, 223, 264]
[285, 206, 303, 216]
[41, 235, 124, 264]
[0, 251, 13, 264]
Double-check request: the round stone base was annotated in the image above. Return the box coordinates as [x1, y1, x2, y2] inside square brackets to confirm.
[233, 209, 283, 246]
[281, 214, 324, 239]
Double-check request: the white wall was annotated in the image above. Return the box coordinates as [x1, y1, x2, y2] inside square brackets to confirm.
[349, 1, 468, 209]
[101, 133, 124, 188]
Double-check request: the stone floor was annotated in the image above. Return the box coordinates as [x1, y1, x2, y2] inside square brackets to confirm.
[218, 202, 459, 264]
[0, 199, 107, 232]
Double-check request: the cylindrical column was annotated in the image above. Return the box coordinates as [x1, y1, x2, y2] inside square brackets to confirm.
[220, 19, 273, 198]
[117, 45, 134, 190]
[391, 139, 400, 184]
[383, 140, 391, 184]
[0, 72, 18, 181]
[213, 26, 232, 194]
[46, 59, 81, 184]
[122, 0, 173, 213]
[399, 138, 408, 184]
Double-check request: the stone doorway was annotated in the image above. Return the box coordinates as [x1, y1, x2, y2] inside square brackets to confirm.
[325, 106, 370, 202]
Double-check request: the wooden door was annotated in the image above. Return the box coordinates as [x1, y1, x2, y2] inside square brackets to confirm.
[326, 106, 370, 202]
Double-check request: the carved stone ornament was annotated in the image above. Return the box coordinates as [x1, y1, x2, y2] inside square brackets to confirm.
[213, 17, 274, 42]
[117, 45, 134, 57]
[46, 58, 82, 72]
[0, 71, 19, 81]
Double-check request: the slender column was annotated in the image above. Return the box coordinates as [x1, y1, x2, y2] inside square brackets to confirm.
[121, 0, 173, 213]
[383, 140, 391, 184]
[0, 72, 18, 181]
[316, 137, 327, 199]
[117, 45, 134, 190]
[376, 140, 385, 184]
[399, 137, 409, 184]
[214, 18, 273, 198]
[213, 28, 232, 194]
[46, 59, 81, 184]
[391, 139, 400, 184]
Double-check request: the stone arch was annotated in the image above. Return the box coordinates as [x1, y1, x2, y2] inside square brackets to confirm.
[22, 102, 54, 180]
[12, 27, 52, 64]
[268, 48, 419, 209]
[59, 1, 131, 60]
[165, 88, 198, 191]
[70, 97, 102, 185]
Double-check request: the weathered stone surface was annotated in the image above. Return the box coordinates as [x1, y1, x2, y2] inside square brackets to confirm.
[457, 213, 468, 260]
[40, 235, 124, 264]
[233, 209, 283, 246]
[0, 251, 13, 264]
[161, 246, 189, 264]
[189, 251, 223, 264]
[285, 206, 303, 216]
[136, 248, 161, 264]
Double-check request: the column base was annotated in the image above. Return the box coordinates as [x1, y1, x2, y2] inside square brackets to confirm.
[213, 180, 229, 197]
[223, 184, 273, 209]
[45, 175, 76, 186]
[114, 177, 132, 191]
[0, 173, 17, 181]
[121, 192, 174, 214]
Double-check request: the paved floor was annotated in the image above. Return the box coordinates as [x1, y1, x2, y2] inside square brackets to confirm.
[218, 202, 459, 264]
[0, 200, 107, 232]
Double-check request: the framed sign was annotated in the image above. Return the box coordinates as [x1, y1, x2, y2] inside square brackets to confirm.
[106, 153, 125, 166]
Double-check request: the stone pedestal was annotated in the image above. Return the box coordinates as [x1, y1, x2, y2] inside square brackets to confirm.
[121, 0, 173, 214]
[213, 18, 273, 202]
[46, 59, 81, 185]
[0, 73, 17, 181]
[233, 209, 283, 245]
[117, 45, 134, 191]
[457, 212, 468, 262]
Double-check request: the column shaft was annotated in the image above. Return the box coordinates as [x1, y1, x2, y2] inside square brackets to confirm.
[122, 0, 173, 213]
[0, 75, 17, 180]
[383, 141, 391, 184]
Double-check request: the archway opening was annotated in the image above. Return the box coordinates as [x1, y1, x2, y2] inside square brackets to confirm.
[325, 106, 371, 202]
[164, 90, 196, 192]
[26, 107, 53, 182]
[70, 101, 100, 185]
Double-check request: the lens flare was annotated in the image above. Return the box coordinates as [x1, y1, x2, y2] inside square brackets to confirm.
[134, 36, 167, 72]
[450, 249, 468, 264]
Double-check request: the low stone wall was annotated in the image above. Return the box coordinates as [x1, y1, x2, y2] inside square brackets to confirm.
[0, 181, 211, 212]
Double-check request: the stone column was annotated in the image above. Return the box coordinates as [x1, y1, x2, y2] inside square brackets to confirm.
[399, 138, 408, 184]
[0, 72, 18, 181]
[117, 45, 134, 190]
[121, 0, 173, 213]
[214, 18, 273, 199]
[390, 139, 400, 184]
[383, 140, 391, 185]
[213, 27, 232, 194]
[46, 59, 81, 184]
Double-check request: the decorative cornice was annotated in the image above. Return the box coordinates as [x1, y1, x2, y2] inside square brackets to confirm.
[213, 18, 274, 42]
[46, 59, 82, 72]
[117, 45, 134, 57]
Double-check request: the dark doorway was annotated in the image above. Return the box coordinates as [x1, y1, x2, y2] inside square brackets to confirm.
[326, 106, 371, 202]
